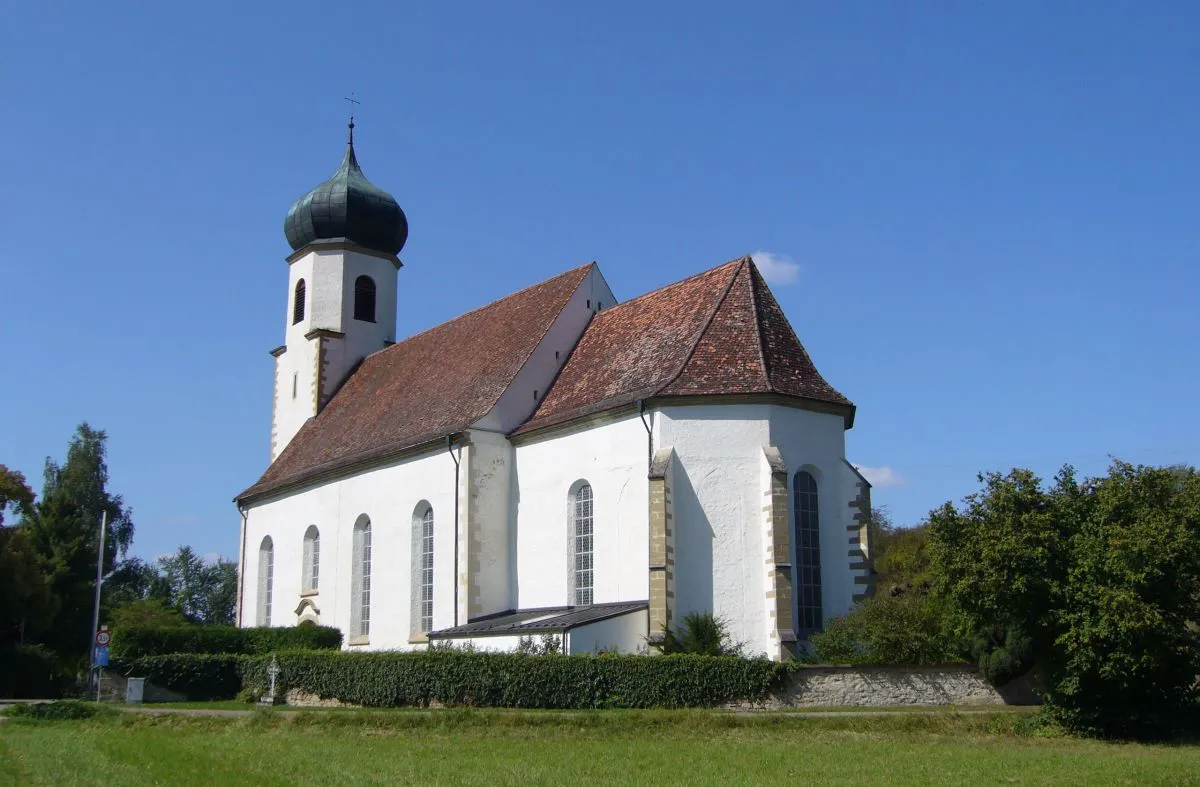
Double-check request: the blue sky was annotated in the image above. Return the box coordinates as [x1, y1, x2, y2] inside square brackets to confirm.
[2, 1, 1197, 561]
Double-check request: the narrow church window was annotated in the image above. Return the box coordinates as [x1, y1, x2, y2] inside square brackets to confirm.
[257, 536, 274, 626]
[302, 525, 320, 593]
[572, 483, 594, 605]
[420, 506, 435, 632]
[292, 373, 298, 400]
[794, 471, 822, 636]
[354, 275, 377, 323]
[292, 279, 306, 324]
[351, 516, 372, 639]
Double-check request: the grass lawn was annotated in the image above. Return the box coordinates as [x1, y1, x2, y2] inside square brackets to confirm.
[2, 707, 1198, 786]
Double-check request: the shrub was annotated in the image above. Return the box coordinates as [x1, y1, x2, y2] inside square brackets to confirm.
[241, 649, 788, 709]
[661, 612, 744, 657]
[810, 593, 964, 666]
[110, 624, 342, 661]
[3, 700, 110, 721]
[124, 653, 247, 701]
[0, 645, 71, 699]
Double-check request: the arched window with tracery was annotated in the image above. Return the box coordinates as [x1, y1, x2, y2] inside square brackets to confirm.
[292, 279, 306, 324]
[794, 471, 822, 636]
[354, 275, 376, 322]
[351, 516, 372, 639]
[256, 536, 274, 626]
[570, 482, 594, 606]
[302, 525, 319, 593]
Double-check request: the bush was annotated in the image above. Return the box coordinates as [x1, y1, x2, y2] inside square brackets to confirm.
[661, 612, 744, 657]
[241, 649, 788, 709]
[111, 624, 342, 661]
[3, 700, 110, 721]
[0, 645, 71, 699]
[810, 593, 964, 666]
[124, 653, 247, 701]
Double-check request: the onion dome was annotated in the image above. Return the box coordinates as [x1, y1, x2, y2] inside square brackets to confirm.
[284, 121, 408, 256]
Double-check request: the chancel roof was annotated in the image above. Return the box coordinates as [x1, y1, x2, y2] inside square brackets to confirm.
[514, 256, 853, 435]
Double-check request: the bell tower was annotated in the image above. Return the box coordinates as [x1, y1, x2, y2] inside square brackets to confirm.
[269, 118, 409, 461]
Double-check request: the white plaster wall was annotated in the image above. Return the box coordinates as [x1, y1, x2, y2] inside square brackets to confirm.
[654, 405, 773, 656]
[767, 406, 859, 623]
[514, 415, 649, 609]
[431, 634, 527, 653]
[272, 249, 398, 461]
[475, 266, 615, 433]
[273, 253, 319, 460]
[566, 610, 648, 654]
[240, 445, 461, 651]
[465, 430, 514, 618]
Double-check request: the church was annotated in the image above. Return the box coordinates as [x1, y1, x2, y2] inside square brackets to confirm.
[235, 121, 874, 661]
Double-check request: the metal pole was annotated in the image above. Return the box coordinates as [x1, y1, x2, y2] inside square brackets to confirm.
[90, 510, 107, 700]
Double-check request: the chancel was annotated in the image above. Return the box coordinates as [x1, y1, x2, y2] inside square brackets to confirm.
[235, 121, 875, 660]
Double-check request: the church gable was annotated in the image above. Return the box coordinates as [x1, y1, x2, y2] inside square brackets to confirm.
[239, 264, 594, 501]
[515, 256, 853, 435]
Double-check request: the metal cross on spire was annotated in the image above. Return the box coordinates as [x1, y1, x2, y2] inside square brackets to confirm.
[345, 93, 360, 143]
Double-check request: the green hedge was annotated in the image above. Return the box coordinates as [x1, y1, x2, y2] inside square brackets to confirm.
[241, 650, 789, 709]
[124, 654, 248, 701]
[0, 645, 70, 700]
[111, 624, 342, 661]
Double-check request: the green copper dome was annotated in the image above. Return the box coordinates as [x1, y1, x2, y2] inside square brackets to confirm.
[284, 123, 408, 256]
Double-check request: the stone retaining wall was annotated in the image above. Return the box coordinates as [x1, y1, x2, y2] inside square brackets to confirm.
[734, 664, 1040, 709]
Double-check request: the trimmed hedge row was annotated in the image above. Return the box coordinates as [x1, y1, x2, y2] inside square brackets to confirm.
[241, 650, 790, 709]
[111, 625, 342, 661]
[124, 654, 248, 701]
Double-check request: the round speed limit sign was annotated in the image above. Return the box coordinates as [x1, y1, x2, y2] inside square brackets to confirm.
[95, 630, 111, 647]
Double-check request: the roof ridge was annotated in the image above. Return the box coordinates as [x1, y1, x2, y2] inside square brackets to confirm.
[594, 256, 745, 315]
[376, 262, 596, 353]
[653, 257, 748, 396]
[745, 258, 773, 389]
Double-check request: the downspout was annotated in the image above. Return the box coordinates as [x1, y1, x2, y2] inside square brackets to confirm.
[638, 399, 653, 470]
[236, 504, 249, 628]
[447, 434, 462, 627]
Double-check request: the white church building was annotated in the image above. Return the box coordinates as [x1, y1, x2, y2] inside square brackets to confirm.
[235, 122, 874, 660]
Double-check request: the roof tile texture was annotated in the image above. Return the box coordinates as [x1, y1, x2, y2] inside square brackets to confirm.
[519, 256, 851, 433]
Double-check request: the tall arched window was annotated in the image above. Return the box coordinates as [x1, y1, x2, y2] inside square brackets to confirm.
[354, 275, 376, 322]
[411, 503, 435, 634]
[257, 536, 274, 626]
[302, 525, 320, 593]
[351, 516, 372, 639]
[292, 279, 306, 324]
[571, 482, 594, 606]
[794, 471, 822, 636]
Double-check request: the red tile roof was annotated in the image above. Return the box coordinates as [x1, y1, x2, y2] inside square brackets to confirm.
[515, 256, 853, 435]
[238, 264, 594, 501]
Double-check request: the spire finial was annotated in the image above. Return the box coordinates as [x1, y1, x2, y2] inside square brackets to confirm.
[344, 92, 360, 144]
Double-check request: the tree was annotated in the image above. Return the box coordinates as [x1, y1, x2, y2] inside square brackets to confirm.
[811, 592, 961, 665]
[0, 465, 35, 526]
[0, 527, 57, 646]
[929, 462, 1200, 739]
[21, 424, 135, 657]
[153, 547, 238, 625]
[927, 468, 1068, 685]
[1049, 462, 1200, 738]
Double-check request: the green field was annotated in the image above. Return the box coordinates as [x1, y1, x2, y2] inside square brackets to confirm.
[2, 708, 1198, 786]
